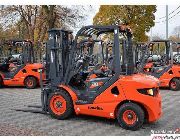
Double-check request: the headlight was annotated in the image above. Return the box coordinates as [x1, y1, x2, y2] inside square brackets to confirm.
[137, 88, 159, 97]
[147, 89, 153, 96]
[38, 69, 43, 73]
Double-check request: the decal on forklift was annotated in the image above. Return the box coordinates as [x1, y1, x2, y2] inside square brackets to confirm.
[88, 106, 103, 110]
[90, 82, 103, 88]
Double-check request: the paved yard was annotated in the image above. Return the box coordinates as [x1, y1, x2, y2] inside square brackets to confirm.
[0, 87, 179, 136]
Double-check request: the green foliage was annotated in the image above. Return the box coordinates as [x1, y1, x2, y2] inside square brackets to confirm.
[93, 5, 157, 42]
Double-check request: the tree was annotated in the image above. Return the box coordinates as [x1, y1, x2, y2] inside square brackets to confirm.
[0, 5, 88, 45]
[169, 35, 180, 42]
[93, 5, 157, 42]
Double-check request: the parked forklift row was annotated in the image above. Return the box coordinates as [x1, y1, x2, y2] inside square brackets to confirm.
[0, 24, 179, 131]
[0, 34, 179, 90]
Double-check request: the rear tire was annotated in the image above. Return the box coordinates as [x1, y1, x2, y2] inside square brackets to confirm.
[24, 77, 37, 89]
[169, 78, 180, 91]
[48, 90, 74, 120]
[116, 103, 144, 131]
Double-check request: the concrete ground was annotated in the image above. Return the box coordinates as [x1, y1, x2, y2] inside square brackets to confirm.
[0, 88, 179, 136]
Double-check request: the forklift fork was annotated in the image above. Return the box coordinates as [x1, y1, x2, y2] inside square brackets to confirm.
[12, 69, 49, 114]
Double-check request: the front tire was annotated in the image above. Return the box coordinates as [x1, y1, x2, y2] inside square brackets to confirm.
[24, 77, 37, 89]
[116, 103, 145, 131]
[48, 90, 74, 120]
[169, 78, 180, 91]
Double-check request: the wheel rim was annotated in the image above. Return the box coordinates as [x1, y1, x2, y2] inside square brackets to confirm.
[50, 95, 67, 115]
[122, 110, 137, 125]
[171, 81, 177, 89]
[27, 79, 33, 87]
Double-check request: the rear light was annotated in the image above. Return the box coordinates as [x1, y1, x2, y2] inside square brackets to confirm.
[137, 87, 159, 97]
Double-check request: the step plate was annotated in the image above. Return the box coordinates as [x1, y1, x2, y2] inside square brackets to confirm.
[75, 100, 92, 105]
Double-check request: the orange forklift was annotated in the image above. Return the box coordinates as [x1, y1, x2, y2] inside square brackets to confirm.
[16, 25, 162, 130]
[0, 40, 45, 89]
[136, 40, 180, 91]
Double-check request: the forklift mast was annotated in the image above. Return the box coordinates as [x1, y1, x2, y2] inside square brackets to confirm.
[46, 29, 73, 87]
[20, 41, 35, 64]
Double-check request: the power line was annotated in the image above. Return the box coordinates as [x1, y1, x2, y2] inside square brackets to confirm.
[151, 6, 180, 40]
[155, 9, 180, 23]
[158, 6, 180, 20]
[168, 10, 180, 20]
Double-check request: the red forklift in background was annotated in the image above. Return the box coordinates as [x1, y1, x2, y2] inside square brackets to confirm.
[0, 40, 45, 89]
[136, 40, 180, 91]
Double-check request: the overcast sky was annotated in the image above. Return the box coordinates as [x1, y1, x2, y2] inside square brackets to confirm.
[151, 5, 180, 38]
[85, 5, 180, 39]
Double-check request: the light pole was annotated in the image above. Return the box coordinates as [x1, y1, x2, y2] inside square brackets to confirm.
[166, 5, 168, 40]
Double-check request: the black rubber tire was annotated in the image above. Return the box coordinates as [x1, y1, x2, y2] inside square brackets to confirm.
[24, 77, 37, 89]
[48, 90, 74, 120]
[169, 78, 180, 91]
[0, 76, 3, 88]
[116, 103, 145, 131]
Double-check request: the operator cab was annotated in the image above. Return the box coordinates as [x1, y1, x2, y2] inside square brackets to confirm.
[69, 35, 114, 91]
[70, 27, 133, 103]
[0, 40, 34, 79]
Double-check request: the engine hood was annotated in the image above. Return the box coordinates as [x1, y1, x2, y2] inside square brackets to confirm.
[119, 73, 160, 89]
